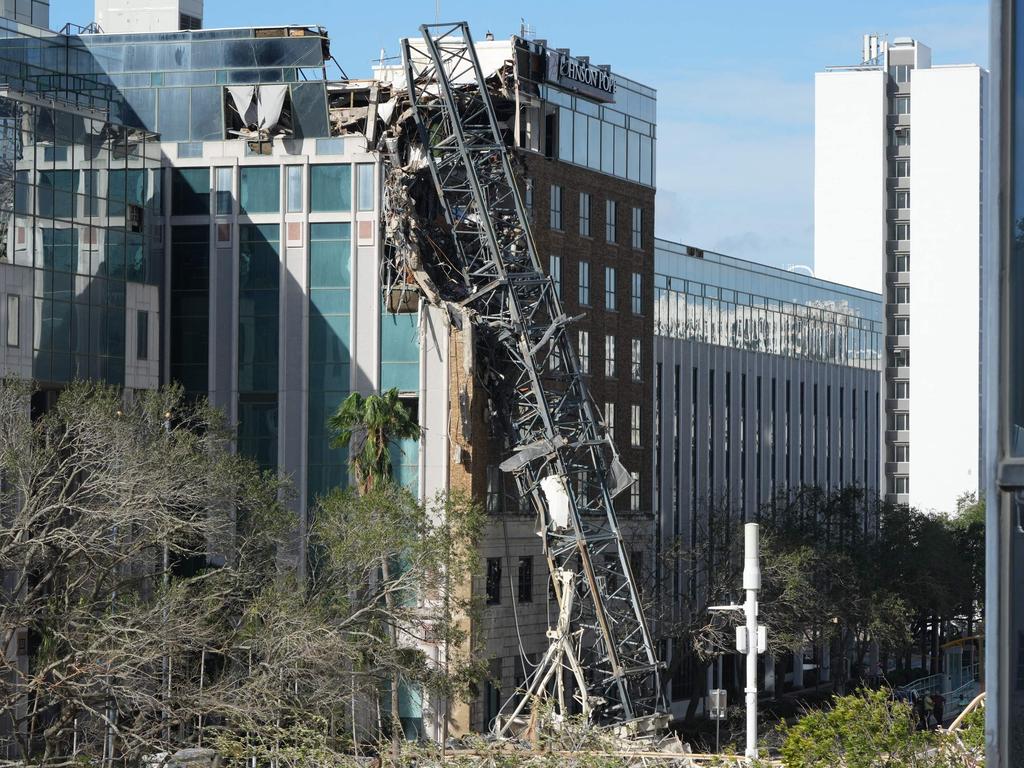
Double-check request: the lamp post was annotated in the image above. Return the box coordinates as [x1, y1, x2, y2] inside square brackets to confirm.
[708, 522, 764, 761]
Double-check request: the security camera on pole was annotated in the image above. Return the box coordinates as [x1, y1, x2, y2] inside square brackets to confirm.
[708, 522, 766, 760]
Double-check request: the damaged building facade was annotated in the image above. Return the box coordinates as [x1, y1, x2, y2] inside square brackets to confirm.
[0, 2, 663, 738]
[371, 34, 660, 732]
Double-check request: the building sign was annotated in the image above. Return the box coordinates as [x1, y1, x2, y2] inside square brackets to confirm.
[546, 50, 616, 103]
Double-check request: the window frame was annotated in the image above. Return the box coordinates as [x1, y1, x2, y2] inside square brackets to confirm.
[549, 184, 563, 230]
[579, 191, 591, 237]
[605, 334, 616, 378]
[578, 260, 590, 306]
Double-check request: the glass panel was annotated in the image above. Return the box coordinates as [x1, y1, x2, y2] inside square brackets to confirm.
[216, 166, 232, 215]
[309, 164, 352, 212]
[308, 222, 352, 499]
[158, 87, 190, 142]
[189, 86, 223, 141]
[286, 165, 302, 212]
[357, 163, 374, 211]
[240, 166, 280, 214]
[172, 167, 209, 215]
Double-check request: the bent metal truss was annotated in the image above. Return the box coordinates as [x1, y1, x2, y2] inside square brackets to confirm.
[383, 22, 666, 733]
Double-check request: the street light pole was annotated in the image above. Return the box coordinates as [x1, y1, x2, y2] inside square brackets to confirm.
[707, 522, 764, 761]
[743, 523, 761, 760]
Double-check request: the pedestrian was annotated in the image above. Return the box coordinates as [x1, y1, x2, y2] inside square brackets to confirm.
[914, 693, 927, 731]
[923, 693, 935, 728]
[933, 692, 945, 727]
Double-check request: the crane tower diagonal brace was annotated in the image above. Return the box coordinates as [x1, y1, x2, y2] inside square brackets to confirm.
[375, 20, 667, 734]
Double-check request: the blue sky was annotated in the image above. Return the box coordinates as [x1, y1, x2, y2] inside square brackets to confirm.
[53, 0, 990, 269]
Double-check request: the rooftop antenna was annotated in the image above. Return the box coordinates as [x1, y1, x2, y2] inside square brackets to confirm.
[519, 18, 535, 39]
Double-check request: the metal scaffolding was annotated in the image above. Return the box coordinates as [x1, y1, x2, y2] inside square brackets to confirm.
[384, 22, 665, 733]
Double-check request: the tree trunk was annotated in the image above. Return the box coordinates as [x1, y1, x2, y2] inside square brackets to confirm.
[381, 555, 401, 765]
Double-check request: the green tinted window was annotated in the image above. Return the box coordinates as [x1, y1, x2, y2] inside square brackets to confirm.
[307, 222, 351, 500]
[309, 164, 351, 212]
[240, 166, 280, 214]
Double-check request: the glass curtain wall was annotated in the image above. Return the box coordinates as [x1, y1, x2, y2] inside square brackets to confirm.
[0, 92, 159, 385]
[307, 222, 351, 500]
[237, 223, 279, 470]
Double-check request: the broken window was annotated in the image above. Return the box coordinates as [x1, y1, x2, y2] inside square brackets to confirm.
[225, 84, 292, 140]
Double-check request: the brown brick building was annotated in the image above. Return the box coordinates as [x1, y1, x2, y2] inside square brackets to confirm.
[464, 36, 659, 731]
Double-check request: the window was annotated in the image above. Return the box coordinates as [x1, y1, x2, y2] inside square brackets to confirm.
[604, 402, 615, 441]
[578, 330, 590, 373]
[485, 466, 502, 514]
[890, 190, 910, 210]
[889, 348, 910, 367]
[605, 335, 616, 377]
[889, 443, 910, 462]
[179, 12, 200, 29]
[310, 164, 352, 212]
[890, 379, 910, 399]
[631, 338, 641, 382]
[356, 163, 375, 211]
[215, 167, 232, 215]
[578, 261, 590, 305]
[486, 558, 502, 605]
[631, 272, 642, 314]
[891, 316, 910, 335]
[605, 199, 617, 243]
[579, 191, 591, 236]
[6, 295, 18, 347]
[890, 411, 910, 431]
[890, 64, 912, 83]
[605, 267, 616, 310]
[891, 252, 910, 272]
[550, 255, 562, 297]
[891, 285, 910, 304]
[894, 159, 911, 178]
[894, 475, 910, 494]
[550, 184, 562, 230]
[631, 206, 643, 248]
[890, 222, 910, 241]
[631, 404, 641, 447]
[136, 310, 149, 360]
[286, 166, 302, 212]
[172, 167, 209, 215]
[525, 179, 533, 219]
[894, 127, 910, 146]
[629, 471, 640, 512]
[893, 96, 911, 115]
[517, 556, 533, 603]
[239, 166, 280, 214]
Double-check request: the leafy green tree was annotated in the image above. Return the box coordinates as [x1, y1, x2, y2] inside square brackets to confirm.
[780, 688, 932, 767]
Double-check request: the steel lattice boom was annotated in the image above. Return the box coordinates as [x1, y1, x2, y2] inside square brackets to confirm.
[389, 22, 666, 732]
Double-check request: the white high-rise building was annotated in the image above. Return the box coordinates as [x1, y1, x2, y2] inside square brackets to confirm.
[814, 36, 986, 512]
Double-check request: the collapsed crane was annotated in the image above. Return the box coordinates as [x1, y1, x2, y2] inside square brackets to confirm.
[375, 22, 667, 736]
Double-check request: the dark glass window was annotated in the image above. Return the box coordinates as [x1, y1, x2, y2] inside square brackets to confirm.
[170, 225, 209, 394]
[517, 556, 532, 603]
[136, 309, 149, 360]
[486, 558, 502, 605]
[238, 224, 280, 393]
[172, 167, 209, 215]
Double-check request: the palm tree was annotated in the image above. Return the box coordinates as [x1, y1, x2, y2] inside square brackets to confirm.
[328, 388, 420, 761]
[328, 389, 420, 494]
